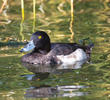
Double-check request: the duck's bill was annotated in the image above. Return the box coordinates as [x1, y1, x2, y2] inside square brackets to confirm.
[20, 40, 35, 52]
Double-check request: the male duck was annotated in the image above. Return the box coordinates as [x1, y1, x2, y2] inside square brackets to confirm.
[20, 31, 93, 66]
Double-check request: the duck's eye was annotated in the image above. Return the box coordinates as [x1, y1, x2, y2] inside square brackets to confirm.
[38, 35, 42, 39]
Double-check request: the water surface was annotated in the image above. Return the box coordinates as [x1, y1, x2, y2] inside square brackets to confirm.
[0, 0, 110, 100]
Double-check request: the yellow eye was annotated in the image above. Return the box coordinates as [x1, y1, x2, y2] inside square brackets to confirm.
[38, 35, 42, 39]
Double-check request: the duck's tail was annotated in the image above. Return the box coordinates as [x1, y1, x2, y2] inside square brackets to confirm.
[79, 37, 94, 47]
[79, 38, 94, 63]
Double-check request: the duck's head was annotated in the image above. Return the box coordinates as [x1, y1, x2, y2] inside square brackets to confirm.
[20, 31, 51, 53]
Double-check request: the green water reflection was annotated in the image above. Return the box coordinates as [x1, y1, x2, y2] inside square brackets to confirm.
[0, 0, 110, 100]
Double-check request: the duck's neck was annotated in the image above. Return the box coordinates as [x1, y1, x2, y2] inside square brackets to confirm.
[44, 42, 51, 52]
[33, 43, 51, 54]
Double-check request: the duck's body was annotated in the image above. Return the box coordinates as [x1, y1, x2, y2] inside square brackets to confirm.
[20, 31, 93, 66]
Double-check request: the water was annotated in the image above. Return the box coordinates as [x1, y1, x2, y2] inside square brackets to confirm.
[0, 0, 110, 100]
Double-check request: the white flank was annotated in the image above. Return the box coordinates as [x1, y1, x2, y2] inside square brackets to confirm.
[57, 49, 87, 69]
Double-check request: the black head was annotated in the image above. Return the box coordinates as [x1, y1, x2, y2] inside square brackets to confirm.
[20, 31, 51, 53]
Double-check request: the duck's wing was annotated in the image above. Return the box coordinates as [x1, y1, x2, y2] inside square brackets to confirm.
[50, 43, 81, 55]
[50, 43, 85, 56]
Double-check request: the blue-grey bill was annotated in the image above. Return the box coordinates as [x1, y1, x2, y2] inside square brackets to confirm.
[20, 40, 35, 52]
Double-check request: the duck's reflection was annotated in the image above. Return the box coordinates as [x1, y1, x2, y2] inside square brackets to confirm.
[22, 63, 57, 73]
[22, 60, 85, 74]
[21, 73, 49, 81]
[25, 85, 88, 98]
[22, 63, 88, 98]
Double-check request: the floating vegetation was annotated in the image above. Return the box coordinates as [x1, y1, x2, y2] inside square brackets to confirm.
[32, 0, 36, 32]
[0, 0, 7, 14]
[70, 0, 75, 42]
[21, 0, 24, 20]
